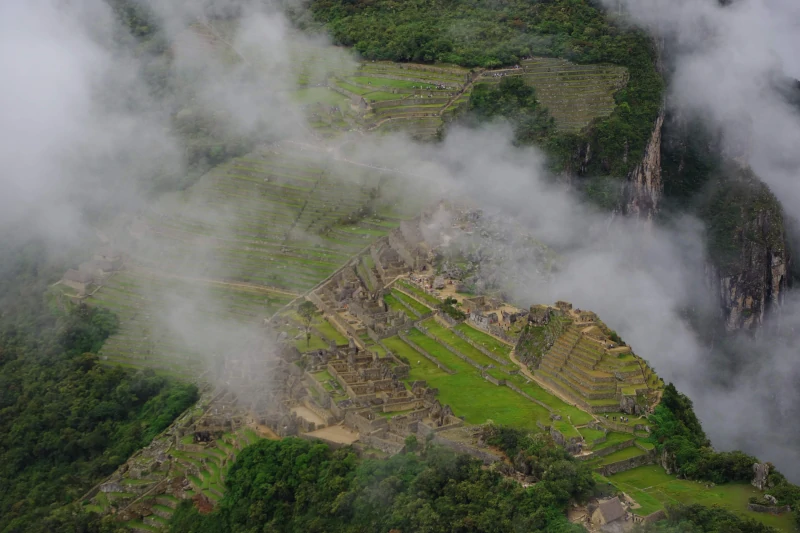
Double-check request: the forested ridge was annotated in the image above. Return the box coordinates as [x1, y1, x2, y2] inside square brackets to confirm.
[309, 0, 664, 184]
[0, 240, 197, 532]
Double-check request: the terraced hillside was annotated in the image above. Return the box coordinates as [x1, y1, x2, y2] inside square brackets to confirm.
[327, 61, 474, 139]
[534, 312, 662, 414]
[92, 145, 417, 376]
[89, 271, 293, 379]
[478, 57, 628, 133]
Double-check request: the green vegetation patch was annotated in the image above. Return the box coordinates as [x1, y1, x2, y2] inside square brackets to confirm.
[391, 289, 432, 316]
[609, 466, 795, 531]
[454, 323, 512, 357]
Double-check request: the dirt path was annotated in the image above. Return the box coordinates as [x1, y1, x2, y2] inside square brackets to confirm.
[128, 265, 300, 297]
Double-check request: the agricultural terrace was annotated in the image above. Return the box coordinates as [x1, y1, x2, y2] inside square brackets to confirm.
[477, 57, 628, 133]
[120, 427, 265, 531]
[328, 61, 474, 139]
[138, 145, 411, 293]
[90, 271, 292, 378]
[603, 465, 795, 531]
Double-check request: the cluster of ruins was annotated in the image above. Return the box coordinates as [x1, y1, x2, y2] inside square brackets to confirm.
[60, 246, 124, 296]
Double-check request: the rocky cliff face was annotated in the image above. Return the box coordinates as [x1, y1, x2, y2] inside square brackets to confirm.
[659, 113, 791, 332]
[703, 173, 790, 331]
[623, 109, 665, 221]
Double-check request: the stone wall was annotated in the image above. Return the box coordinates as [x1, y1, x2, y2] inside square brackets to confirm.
[360, 434, 405, 455]
[482, 373, 503, 386]
[747, 504, 792, 515]
[632, 510, 667, 525]
[436, 312, 463, 328]
[398, 332, 455, 374]
[504, 381, 554, 413]
[387, 231, 417, 270]
[345, 410, 388, 435]
[303, 397, 336, 427]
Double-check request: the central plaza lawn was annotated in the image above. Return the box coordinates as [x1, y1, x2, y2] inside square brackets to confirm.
[608, 466, 795, 531]
[455, 323, 512, 357]
[391, 289, 432, 316]
[402, 329, 551, 429]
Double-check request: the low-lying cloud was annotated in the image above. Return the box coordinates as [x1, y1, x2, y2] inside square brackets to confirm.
[3, 0, 800, 483]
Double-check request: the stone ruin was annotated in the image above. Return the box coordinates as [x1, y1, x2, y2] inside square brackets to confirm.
[60, 246, 125, 296]
[752, 462, 770, 490]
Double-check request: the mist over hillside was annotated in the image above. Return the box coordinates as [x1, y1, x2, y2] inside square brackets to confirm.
[2, 0, 800, 528]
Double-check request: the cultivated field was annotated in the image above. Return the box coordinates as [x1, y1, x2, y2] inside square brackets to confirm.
[477, 57, 628, 133]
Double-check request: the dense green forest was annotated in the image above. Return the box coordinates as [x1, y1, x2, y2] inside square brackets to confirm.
[166, 433, 791, 533]
[0, 239, 198, 532]
[310, 0, 663, 183]
[168, 435, 592, 533]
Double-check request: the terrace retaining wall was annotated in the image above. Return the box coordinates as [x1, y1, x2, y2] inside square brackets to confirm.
[371, 97, 451, 109]
[482, 373, 503, 386]
[747, 504, 792, 515]
[632, 510, 667, 525]
[360, 434, 405, 455]
[435, 312, 463, 328]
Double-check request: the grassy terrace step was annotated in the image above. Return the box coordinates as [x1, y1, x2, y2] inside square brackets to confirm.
[383, 293, 416, 320]
[597, 445, 647, 466]
[503, 374, 592, 425]
[421, 319, 512, 369]
[395, 279, 441, 307]
[390, 289, 431, 316]
[454, 323, 512, 358]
